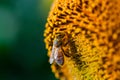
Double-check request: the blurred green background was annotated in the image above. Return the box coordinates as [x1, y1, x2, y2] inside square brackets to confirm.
[0, 0, 57, 80]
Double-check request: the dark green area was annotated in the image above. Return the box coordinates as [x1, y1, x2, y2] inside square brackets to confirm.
[0, 0, 56, 80]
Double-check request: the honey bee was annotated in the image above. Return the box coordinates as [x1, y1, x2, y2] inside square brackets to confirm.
[49, 32, 67, 66]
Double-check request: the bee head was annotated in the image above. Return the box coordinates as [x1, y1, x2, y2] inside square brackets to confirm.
[53, 32, 66, 47]
[55, 32, 65, 40]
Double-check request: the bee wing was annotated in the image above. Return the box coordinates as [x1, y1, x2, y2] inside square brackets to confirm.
[54, 47, 64, 66]
[49, 45, 55, 64]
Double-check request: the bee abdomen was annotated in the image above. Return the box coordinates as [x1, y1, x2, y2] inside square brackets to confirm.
[55, 56, 64, 66]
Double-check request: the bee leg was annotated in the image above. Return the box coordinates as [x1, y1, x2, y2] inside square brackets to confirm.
[61, 47, 71, 57]
[63, 39, 71, 46]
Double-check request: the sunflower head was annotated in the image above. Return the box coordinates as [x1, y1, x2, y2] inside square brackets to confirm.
[44, 0, 120, 80]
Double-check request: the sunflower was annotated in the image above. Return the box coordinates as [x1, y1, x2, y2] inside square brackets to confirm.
[44, 0, 120, 80]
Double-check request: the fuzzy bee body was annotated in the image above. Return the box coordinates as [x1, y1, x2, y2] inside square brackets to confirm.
[49, 32, 65, 66]
[54, 46, 64, 65]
